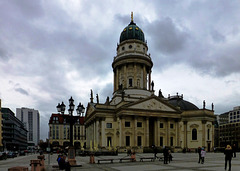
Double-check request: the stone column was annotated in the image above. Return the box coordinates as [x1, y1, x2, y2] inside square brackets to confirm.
[134, 116, 138, 146]
[212, 121, 215, 150]
[176, 120, 180, 146]
[134, 63, 137, 88]
[114, 69, 116, 91]
[93, 121, 96, 144]
[124, 65, 127, 88]
[148, 70, 151, 91]
[116, 67, 119, 91]
[202, 120, 206, 147]
[101, 119, 106, 147]
[167, 119, 170, 146]
[143, 66, 146, 89]
[146, 117, 149, 146]
[121, 117, 125, 146]
[183, 121, 188, 148]
[118, 117, 121, 147]
[156, 118, 159, 146]
[96, 119, 99, 146]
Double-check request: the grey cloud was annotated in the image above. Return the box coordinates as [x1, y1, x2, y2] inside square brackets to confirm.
[146, 17, 190, 54]
[14, 87, 29, 96]
[210, 30, 225, 43]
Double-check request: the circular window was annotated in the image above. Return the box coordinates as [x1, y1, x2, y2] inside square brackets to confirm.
[122, 47, 125, 51]
[129, 45, 132, 49]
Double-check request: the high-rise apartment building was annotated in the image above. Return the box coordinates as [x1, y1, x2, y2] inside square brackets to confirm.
[16, 108, 40, 146]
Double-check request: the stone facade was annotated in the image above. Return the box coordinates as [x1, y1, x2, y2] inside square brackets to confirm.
[48, 114, 86, 149]
[85, 15, 215, 152]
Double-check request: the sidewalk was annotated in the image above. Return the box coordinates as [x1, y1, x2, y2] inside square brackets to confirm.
[45, 152, 240, 171]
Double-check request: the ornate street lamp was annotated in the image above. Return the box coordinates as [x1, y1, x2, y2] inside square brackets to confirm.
[56, 97, 84, 147]
[60, 102, 66, 114]
[76, 103, 85, 116]
[56, 97, 85, 165]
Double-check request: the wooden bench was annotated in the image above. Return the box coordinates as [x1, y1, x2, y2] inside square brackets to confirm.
[97, 159, 114, 164]
[119, 158, 135, 163]
[140, 157, 155, 162]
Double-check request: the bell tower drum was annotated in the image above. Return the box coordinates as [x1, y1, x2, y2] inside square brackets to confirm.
[112, 13, 153, 99]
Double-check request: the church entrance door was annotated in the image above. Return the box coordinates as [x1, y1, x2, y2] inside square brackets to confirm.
[149, 118, 155, 146]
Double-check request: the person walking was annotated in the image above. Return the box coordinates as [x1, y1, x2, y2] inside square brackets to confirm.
[197, 147, 202, 163]
[168, 149, 173, 163]
[232, 144, 236, 158]
[224, 145, 233, 171]
[163, 146, 169, 164]
[201, 147, 206, 164]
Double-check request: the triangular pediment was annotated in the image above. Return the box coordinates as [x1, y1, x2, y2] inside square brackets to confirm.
[85, 103, 96, 118]
[127, 97, 178, 112]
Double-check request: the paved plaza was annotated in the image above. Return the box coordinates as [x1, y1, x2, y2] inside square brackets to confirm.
[0, 152, 240, 171]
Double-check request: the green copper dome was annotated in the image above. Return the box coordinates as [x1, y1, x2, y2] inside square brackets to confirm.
[120, 20, 145, 43]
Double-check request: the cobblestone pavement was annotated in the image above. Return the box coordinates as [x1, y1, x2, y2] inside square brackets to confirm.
[1, 152, 240, 171]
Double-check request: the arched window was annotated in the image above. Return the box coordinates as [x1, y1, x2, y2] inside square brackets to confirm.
[192, 128, 197, 140]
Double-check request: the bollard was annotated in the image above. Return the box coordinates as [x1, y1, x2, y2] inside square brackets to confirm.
[30, 159, 42, 171]
[131, 152, 136, 162]
[37, 155, 45, 167]
[89, 153, 95, 164]
[8, 166, 28, 171]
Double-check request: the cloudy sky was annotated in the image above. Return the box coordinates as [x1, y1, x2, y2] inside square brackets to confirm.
[1, 0, 240, 140]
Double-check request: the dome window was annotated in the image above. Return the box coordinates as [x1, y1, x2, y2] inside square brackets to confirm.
[129, 27, 132, 30]
[129, 45, 132, 49]
[136, 27, 139, 30]
[122, 47, 125, 51]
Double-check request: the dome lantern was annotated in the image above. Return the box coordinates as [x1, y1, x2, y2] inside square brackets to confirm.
[119, 12, 145, 43]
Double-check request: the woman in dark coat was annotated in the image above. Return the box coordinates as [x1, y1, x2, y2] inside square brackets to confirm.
[224, 145, 233, 171]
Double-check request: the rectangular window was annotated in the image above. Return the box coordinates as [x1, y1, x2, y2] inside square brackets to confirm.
[170, 123, 174, 129]
[160, 137, 163, 146]
[160, 123, 164, 128]
[56, 126, 59, 139]
[106, 123, 112, 128]
[137, 122, 142, 127]
[137, 136, 142, 146]
[125, 121, 130, 127]
[52, 126, 55, 139]
[170, 137, 174, 146]
[64, 126, 66, 139]
[126, 136, 130, 146]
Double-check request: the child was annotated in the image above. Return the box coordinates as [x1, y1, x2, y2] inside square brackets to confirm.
[168, 149, 173, 163]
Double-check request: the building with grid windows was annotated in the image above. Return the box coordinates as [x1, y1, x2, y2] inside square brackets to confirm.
[229, 106, 240, 123]
[16, 108, 40, 146]
[1, 107, 27, 151]
[48, 114, 85, 149]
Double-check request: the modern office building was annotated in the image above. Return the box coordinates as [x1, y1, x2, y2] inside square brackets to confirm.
[48, 114, 85, 149]
[1, 107, 28, 151]
[215, 106, 240, 148]
[229, 106, 240, 123]
[84, 13, 215, 152]
[16, 108, 40, 146]
[216, 112, 229, 125]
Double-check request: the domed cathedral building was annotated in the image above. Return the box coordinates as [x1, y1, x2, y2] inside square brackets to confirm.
[84, 13, 215, 152]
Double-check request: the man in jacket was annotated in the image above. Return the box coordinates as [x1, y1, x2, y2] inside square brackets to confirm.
[224, 145, 233, 171]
